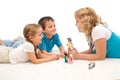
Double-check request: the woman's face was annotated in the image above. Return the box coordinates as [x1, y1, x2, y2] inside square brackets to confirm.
[75, 17, 84, 32]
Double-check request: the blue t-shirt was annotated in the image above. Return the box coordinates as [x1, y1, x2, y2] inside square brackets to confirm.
[38, 33, 62, 52]
[92, 24, 120, 58]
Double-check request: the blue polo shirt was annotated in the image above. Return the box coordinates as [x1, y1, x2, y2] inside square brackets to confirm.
[38, 33, 62, 52]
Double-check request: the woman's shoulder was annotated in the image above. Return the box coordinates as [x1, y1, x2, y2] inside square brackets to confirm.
[92, 24, 111, 41]
[93, 24, 110, 32]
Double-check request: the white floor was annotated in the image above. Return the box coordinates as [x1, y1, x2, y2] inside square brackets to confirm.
[0, 58, 120, 80]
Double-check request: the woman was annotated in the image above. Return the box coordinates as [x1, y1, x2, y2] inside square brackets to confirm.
[69, 7, 120, 60]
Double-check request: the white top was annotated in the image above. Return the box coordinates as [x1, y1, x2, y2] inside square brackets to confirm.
[9, 41, 35, 64]
[92, 25, 111, 42]
[91, 25, 111, 51]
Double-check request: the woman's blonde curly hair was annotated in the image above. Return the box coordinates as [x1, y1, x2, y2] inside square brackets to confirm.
[74, 7, 107, 42]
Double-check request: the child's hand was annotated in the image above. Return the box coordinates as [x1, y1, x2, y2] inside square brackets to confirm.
[59, 52, 66, 58]
[51, 54, 59, 60]
[57, 51, 68, 58]
[63, 51, 68, 55]
[55, 54, 60, 60]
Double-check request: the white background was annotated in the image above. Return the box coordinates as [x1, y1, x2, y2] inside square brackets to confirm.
[0, 0, 120, 51]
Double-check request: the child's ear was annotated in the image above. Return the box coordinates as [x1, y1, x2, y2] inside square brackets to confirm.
[42, 30, 45, 33]
[29, 36, 33, 41]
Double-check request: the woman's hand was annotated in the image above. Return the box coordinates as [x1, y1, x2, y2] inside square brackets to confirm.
[68, 47, 80, 59]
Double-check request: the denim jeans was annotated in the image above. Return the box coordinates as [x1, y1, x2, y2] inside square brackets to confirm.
[2, 37, 25, 48]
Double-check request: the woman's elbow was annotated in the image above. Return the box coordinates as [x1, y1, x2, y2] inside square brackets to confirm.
[97, 56, 105, 60]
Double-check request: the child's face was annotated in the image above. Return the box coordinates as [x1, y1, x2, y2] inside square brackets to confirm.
[75, 17, 83, 32]
[31, 27, 42, 46]
[43, 20, 56, 37]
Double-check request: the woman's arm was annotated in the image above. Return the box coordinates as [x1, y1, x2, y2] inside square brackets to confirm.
[80, 49, 92, 54]
[71, 38, 106, 60]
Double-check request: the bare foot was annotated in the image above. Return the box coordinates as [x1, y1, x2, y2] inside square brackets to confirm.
[0, 39, 2, 45]
[13, 35, 21, 41]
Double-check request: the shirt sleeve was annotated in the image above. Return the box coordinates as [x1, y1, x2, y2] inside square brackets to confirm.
[24, 42, 34, 52]
[54, 33, 62, 47]
[92, 26, 107, 42]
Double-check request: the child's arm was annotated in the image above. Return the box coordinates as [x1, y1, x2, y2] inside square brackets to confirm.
[58, 46, 66, 58]
[37, 50, 50, 58]
[41, 50, 57, 56]
[27, 52, 59, 64]
[59, 46, 66, 53]
[41, 50, 52, 55]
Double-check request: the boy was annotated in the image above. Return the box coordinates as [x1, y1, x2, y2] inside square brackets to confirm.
[38, 16, 66, 57]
